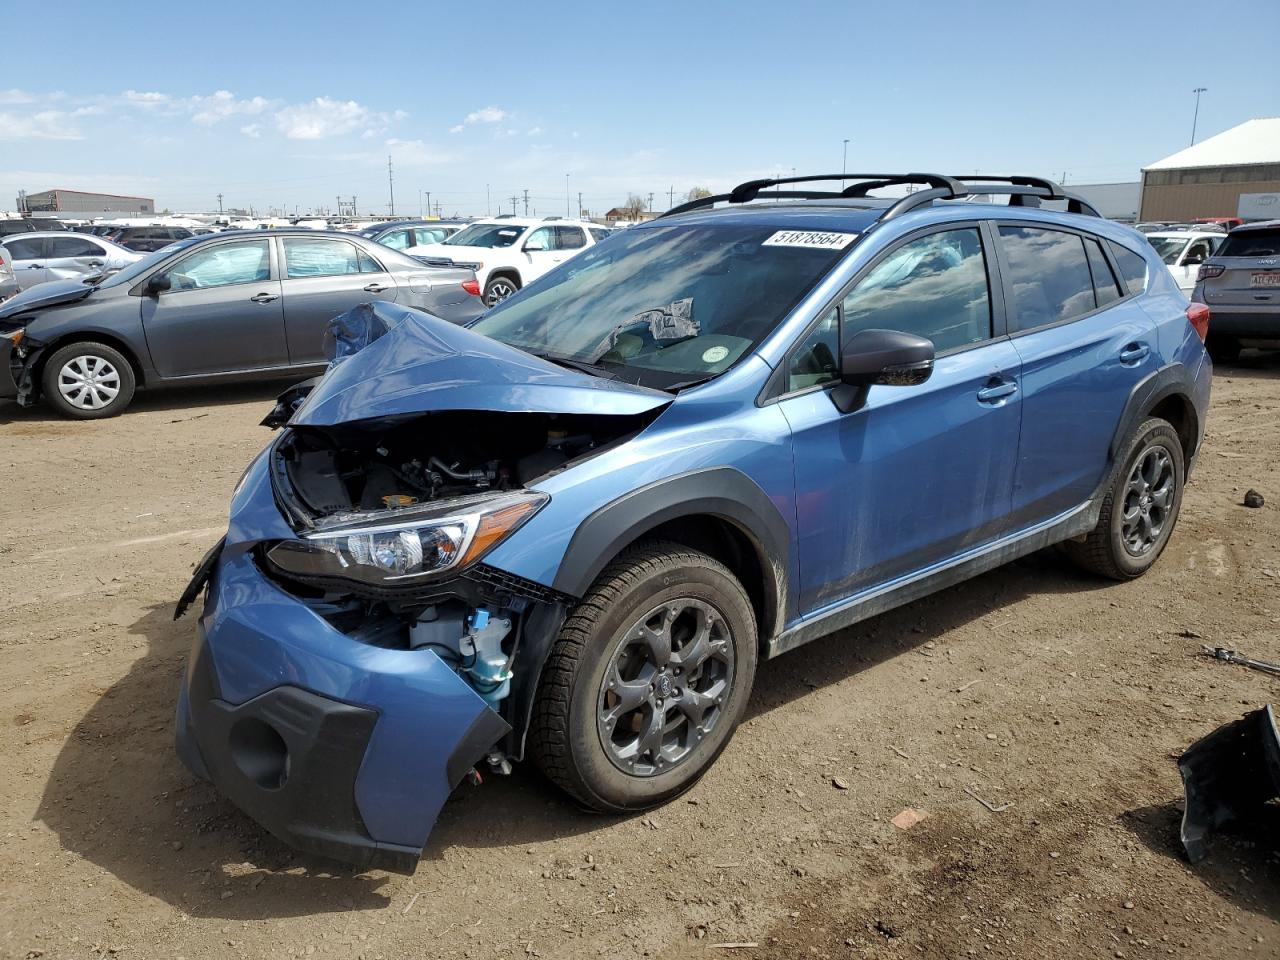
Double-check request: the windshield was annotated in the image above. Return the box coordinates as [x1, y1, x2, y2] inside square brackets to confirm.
[470, 223, 852, 389]
[94, 236, 204, 288]
[1146, 236, 1189, 265]
[444, 222, 525, 248]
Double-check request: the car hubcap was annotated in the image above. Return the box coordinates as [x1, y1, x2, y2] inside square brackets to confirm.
[596, 598, 734, 777]
[58, 355, 120, 410]
[485, 280, 516, 306]
[1121, 444, 1175, 556]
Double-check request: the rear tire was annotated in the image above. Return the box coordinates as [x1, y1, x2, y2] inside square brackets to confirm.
[1063, 417, 1184, 580]
[530, 542, 758, 813]
[41, 341, 136, 419]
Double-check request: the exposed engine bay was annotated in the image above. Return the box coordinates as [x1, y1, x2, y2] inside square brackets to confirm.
[262, 407, 660, 766]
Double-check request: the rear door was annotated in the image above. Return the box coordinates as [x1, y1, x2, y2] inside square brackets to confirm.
[278, 236, 398, 365]
[998, 224, 1158, 526]
[3, 236, 48, 288]
[45, 235, 110, 281]
[140, 237, 288, 377]
[1200, 225, 1280, 315]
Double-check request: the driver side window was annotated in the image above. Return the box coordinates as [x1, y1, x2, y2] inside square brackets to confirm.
[525, 227, 554, 251]
[788, 307, 839, 392]
[162, 240, 271, 290]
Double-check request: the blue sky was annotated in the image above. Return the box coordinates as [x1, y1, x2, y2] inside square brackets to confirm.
[3, 0, 1277, 217]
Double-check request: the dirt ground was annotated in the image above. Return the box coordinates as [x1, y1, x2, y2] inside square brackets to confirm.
[1, 352, 1278, 960]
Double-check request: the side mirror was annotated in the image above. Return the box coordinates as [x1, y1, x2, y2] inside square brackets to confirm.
[832, 328, 935, 413]
[524, 236, 548, 252]
[145, 274, 171, 297]
[1183, 254, 1204, 266]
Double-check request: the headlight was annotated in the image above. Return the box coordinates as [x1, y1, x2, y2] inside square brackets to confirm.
[264, 490, 547, 588]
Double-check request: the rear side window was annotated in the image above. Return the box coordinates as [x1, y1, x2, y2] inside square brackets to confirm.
[1108, 241, 1148, 296]
[4, 237, 44, 259]
[284, 237, 370, 278]
[1218, 228, 1280, 258]
[998, 226, 1096, 331]
[589, 228, 611, 243]
[50, 236, 103, 257]
[1084, 238, 1121, 307]
[555, 226, 587, 250]
[842, 227, 991, 353]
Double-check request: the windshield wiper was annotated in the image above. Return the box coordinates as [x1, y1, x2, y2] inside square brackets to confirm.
[534, 352, 622, 381]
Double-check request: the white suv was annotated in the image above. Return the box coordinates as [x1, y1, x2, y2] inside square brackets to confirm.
[1144, 230, 1225, 293]
[405, 217, 610, 306]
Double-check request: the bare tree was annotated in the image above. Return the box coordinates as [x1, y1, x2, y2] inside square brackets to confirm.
[621, 194, 647, 220]
[684, 186, 712, 202]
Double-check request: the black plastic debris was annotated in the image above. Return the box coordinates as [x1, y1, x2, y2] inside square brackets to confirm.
[1177, 705, 1280, 863]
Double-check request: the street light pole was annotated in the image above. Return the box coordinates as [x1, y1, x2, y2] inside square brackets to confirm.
[566, 174, 571, 218]
[841, 138, 849, 189]
[1190, 87, 1208, 146]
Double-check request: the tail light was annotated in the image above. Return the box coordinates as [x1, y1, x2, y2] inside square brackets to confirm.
[1187, 302, 1210, 342]
[1196, 263, 1225, 281]
[461, 279, 481, 297]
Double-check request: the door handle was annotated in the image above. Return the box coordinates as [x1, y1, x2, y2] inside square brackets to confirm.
[88, 260, 104, 267]
[363, 283, 388, 293]
[28, 264, 43, 269]
[1119, 343, 1150, 365]
[250, 292, 279, 303]
[976, 379, 1018, 404]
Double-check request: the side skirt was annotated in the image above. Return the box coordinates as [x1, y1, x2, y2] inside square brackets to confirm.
[767, 499, 1099, 659]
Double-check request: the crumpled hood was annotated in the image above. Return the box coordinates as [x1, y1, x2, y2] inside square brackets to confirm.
[0, 277, 95, 320]
[291, 301, 671, 426]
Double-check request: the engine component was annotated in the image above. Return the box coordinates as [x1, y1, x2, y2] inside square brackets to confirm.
[409, 605, 514, 708]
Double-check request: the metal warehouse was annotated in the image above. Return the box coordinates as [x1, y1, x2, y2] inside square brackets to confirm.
[21, 188, 155, 214]
[1140, 117, 1280, 221]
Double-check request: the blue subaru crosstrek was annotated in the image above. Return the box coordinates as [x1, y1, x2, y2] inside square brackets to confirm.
[174, 173, 1212, 872]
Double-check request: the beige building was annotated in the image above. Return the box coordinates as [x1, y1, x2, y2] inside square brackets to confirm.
[1140, 117, 1280, 221]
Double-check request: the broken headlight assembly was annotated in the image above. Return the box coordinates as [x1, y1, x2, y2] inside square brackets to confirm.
[265, 490, 547, 589]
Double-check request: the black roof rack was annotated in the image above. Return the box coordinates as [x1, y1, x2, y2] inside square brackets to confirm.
[659, 172, 1100, 221]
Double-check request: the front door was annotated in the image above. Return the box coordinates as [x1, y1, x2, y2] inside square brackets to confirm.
[778, 225, 1023, 615]
[5, 236, 48, 288]
[44, 234, 110, 282]
[140, 237, 288, 378]
[519, 226, 565, 284]
[278, 236, 398, 365]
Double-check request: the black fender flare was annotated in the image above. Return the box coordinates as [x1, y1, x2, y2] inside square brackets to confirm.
[1107, 361, 1199, 462]
[551, 466, 791, 639]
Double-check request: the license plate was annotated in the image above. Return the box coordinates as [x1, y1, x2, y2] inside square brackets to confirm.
[1251, 272, 1280, 288]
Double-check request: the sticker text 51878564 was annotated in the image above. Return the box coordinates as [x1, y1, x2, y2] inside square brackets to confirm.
[761, 230, 859, 250]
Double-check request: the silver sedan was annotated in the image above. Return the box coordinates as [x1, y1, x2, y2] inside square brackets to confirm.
[0, 232, 143, 290]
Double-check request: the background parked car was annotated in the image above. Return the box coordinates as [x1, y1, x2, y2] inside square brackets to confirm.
[405, 216, 604, 305]
[1144, 230, 1224, 293]
[103, 225, 194, 252]
[0, 229, 484, 418]
[360, 219, 467, 252]
[0, 245, 16, 301]
[1192, 218, 1280, 361]
[1, 232, 144, 290]
[0, 219, 67, 237]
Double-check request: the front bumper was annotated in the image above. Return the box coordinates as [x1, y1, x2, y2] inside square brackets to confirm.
[0, 336, 17, 400]
[175, 545, 510, 873]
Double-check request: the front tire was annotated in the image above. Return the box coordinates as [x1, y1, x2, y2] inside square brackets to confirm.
[483, 274, 520, 307]
[1064, 417, 1185, 580]
[530, 543, 758, 813]
[41, 341, 136, 419]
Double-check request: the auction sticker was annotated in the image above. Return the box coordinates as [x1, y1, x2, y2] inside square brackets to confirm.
[762, 230, 858, 249]
[702, 345, 730, 364]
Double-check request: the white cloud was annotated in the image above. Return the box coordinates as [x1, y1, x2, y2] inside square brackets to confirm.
[452, 105, 508, 133]
[189, 90, 271, 126]
[122, 90, 170, 107]
[0, 110, 83, 140]
[0, 89, 37, 105]
[385, 137, 451, 165]
[275, 97, 369, 139]
[526, 126, 543, 137]
[241, 123, 263, 138]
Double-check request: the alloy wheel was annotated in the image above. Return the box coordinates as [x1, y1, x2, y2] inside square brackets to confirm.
[1121, 444, 1175, 556]
[485, 279, 517, 306]
[57, 355, 121, 411]
[596, 598, 735, 777]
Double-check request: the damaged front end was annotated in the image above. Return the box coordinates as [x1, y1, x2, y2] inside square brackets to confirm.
[175, 303, 669, 872]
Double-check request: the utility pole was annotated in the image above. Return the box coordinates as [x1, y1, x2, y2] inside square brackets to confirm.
[522, 189, 529, 215]
[217, 192, 223, 215]
[509, 195, 519, 216]
[841, 138, 849, 189]
[1190, 87, 1208, 145]
[387, 155, 395, 215]
[352, 195, 357, 216]
[577, 191, 583, 218]
[647, 192, 654, 213]
[425, 191, 431, 219]
[667, 185, 675, 209]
